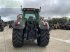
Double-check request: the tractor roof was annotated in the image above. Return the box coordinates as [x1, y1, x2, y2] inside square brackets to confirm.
[22, 8, 40, 12]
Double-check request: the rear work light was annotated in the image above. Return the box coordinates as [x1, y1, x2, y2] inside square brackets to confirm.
[15, 21, 20, 26]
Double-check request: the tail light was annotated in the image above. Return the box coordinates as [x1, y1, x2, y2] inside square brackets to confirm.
[15, 20, 20, 26]
[43, 22, 49, 29]
[15, 14, 21, 26]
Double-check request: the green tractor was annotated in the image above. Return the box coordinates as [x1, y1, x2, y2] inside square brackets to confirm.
[12, 7, 50, 47]
[0, 16, 4, 31]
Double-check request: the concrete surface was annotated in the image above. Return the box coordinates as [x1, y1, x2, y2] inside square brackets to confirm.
[0, 26, 70, 52]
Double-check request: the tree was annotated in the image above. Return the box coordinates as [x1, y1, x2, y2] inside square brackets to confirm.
[48, 17, 68, 25]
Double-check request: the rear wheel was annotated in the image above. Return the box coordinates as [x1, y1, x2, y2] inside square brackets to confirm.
[12, 29, 23, 47]
[37, 29, 50, 47]
[0, 27, 4, 31]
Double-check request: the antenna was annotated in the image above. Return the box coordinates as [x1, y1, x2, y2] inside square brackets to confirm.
[21, 5, 22, 10]
[40, 6, 41, 11]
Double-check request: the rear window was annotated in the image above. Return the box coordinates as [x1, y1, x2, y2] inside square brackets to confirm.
[25, 13, 36, 19]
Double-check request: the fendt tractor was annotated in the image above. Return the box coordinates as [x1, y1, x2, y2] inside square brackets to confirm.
[12, 7, 50, 47]
[0, 16, 4, 31]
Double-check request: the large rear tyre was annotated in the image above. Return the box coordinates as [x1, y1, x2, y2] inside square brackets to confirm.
[37, 29, 50, 47]
[12, 29, 23, 47]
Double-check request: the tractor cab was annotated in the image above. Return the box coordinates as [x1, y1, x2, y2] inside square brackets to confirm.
[22, 8, 40, 21]
[21, 8, 40, 30]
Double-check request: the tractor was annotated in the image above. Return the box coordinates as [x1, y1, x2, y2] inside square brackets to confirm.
[12, 7, 50, 47]
[9, 21, 14, 28]
[0, 16, 4, 31]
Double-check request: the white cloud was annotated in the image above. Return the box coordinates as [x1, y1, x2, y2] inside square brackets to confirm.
[0, 0, 23, 8]
[0, 0, 70, 21]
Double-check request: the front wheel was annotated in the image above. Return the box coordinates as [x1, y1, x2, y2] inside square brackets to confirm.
[37, 29, 50, 47]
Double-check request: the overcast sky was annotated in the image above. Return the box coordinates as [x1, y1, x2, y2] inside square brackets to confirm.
[0, 0, 70, 21]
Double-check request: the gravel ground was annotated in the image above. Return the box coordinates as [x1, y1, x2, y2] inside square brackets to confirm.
[0, 27, 70, 52]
